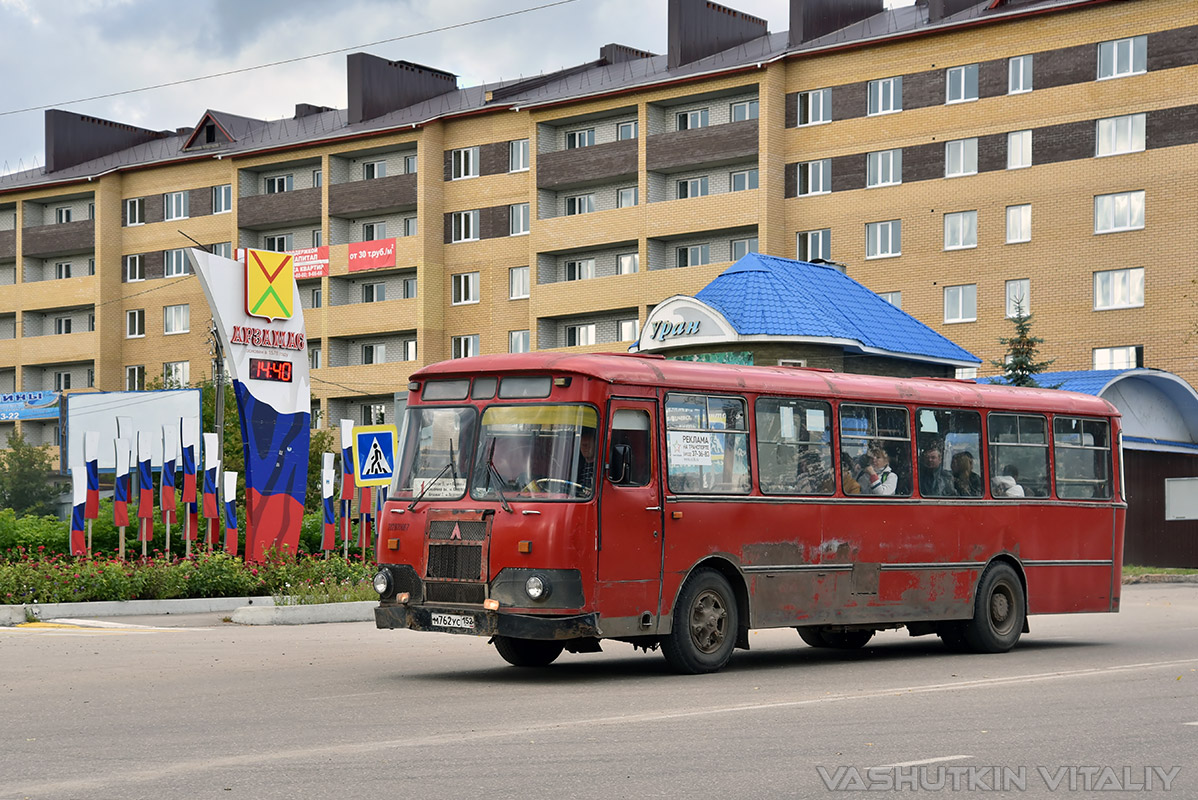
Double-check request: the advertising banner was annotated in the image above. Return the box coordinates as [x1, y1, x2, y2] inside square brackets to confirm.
[347, 238, 396, 273]
[290, 246, 330, 280]
[0, 391, 59, 421]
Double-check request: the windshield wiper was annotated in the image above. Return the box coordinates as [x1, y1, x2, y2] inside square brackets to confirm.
[485, 439, 512, 513]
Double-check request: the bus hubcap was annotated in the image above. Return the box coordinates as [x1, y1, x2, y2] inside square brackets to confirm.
[990, 587, 1013, 632]
[691, 590, 727, 653]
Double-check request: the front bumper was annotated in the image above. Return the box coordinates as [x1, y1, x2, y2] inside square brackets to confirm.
[375, 603, 601, 641]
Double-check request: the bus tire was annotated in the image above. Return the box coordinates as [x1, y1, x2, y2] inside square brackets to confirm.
[662, 569, 738, 674]
[493, 636, 565, 667]
[797, 627, 873, 649]
[963, 562, 1025, 654]
[937, 623, 970, 652]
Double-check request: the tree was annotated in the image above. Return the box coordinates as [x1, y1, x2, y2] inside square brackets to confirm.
[0, 430, 60, 517]
[990, 302, 1056, 387]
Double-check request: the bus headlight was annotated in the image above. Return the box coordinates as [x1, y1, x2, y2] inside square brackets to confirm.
[373, 570, 393, 596]
[524, 574, 551, 601]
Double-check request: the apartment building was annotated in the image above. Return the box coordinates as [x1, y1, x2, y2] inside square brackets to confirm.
[0, 0, 1194, 450]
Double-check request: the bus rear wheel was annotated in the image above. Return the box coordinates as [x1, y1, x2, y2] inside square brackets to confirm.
[493, 636, 565, 667]
[797, 627, 874, 649]
[962, 562, 1025, 653]
[662, 569, 738, 674]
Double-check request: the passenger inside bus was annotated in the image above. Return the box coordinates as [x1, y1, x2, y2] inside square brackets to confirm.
[836, 450, 862, 494]
[992, 464, 1026, 497]
[860, 443, 898, 495]
[951, 450, 983, 497]
[918, 437, 957, 497]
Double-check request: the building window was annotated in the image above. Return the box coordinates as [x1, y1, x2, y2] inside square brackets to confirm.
[362, 222, 385, 241]
[508, 139, 530, 172]
[798, 159, 831, 196]
[55, 262, 72, 280]
[404, 155, 417, 174]
[730, 99, 759, 121]
[55, 371, 71, 391]
[403, 339, 418, 361]
[616, 121, 637, 140]
[565, 194, 595, 216]
[263, 234, 292, 252]
[1094, 191, 1145, 234]
[677, 177, 709, 199]
[866, 149, 902, 188]
[451, 272, 480, 305]
[1005, 279, 1031, 318]
[212, 184, 232, 214]
[1094, 267, 1144, 310]
[1098, 35, 1147, 80]
[212, 242, 232, 259]
[309, 346, 321, 370]
[565, 259, 595, 281]
[165, 249, 189, 277]
[1093, 345, 1142, 370]
[509, 203, 530, 235]
[54, 317, 72, 335]
[867, 77, 902, 116]
[509, 329, 530, 354]
[311, 287, 322, 308]
[946, 64, 979, 104]
[865, 220, 901, 259]
[164, 304, 190, 334]
[731, 237, 758, 260]
[451, 210, 479, 242]
[312, 168, 323, 187]
[125, 198, 145, 225]
[618, 319, 640, 342]
[1007, 130, 1032, 169]
[363, 160, 386, 180]
[403, 277, 417, 299]
[730, 169, 758, 192]
[945, 138, 978, 177]
[617, 187, 638, 208]
[362, 282, 385, 303]
[88, 313, 95, 332]
[1006, 204, 1032, 243]
[944, 210, 978, 250]
[403, 217, 418, 237]
[618, 253, 639, 275]
[879, 291, 902, 308]
[451, 335, 479, 359]
[125, 254, 144, 282]
[944, 284, 977, 323]
[56, 207, 72, 224]
[362, 343, 385, 364]
[363, 404, 386, 426]
[566, 323, 596, 347]
[126, 309, 145, 338]
[312, 229, 322, 247]
[264, 175, 294, 194]
[509, 266, 530, 299]
[1009, 55, 1033, 93]
[676, 109, 709, 130]
[676, 244, 710, 268]
[164, 191, 189, 221]
[565, 128, 596, 149]
[126, 365, 145, 391]
[451, 147, 479, 179]
[1096, 113, 1146, 157]
[163, 361, 190, 387]
[796, 229, 830, 262]
[796, 88, 831, 126]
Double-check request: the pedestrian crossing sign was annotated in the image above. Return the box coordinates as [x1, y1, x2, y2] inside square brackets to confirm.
[352, 425, 399, 487]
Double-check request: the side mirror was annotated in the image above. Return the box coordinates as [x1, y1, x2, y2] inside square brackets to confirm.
[608, 444, 632, 484]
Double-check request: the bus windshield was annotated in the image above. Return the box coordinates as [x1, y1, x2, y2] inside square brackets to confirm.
[470, 404, 599, 501]
[392, 406, 477, 500]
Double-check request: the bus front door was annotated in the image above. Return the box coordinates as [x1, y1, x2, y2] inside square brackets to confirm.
[597, 399, 665, 631]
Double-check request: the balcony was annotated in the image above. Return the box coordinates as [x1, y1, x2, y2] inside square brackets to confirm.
[238, 187, 322, 230]
[329, 173, 417, 218]
[646, 119, 757, 173]
[0, 229, 14, 260]
[21, 219, 94, 258]
[645, 191, 759, 239]
[21, 332, 95, 365]
[537, 139, 637, 192]
[20, 276, 97, 310]
[316, 361, 415, 394]
[0, 338, 16, 367]
[325, 297, 418, 339]
[532, 273, 646, 314]
[533, 206, 641, 253]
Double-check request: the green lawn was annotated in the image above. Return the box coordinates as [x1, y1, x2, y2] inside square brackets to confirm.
[1124, 564, 1198, 576]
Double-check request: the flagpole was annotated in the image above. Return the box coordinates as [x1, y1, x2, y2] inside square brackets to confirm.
[87, 520, 93, 557]
[119, 527, 125, 560]
[184, 515, 191, 558]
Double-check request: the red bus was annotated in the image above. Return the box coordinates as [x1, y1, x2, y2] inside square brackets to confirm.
[373, 353, 1124, 674]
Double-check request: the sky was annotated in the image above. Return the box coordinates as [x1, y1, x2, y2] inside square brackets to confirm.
[0, 0, 914, 173]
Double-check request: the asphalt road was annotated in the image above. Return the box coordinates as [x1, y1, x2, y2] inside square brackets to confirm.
[2, 584, 1196, 799]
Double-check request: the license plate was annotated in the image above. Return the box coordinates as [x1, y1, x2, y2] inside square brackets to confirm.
[431, 613, 475, 630]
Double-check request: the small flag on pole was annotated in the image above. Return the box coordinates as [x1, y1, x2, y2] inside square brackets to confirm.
[83, 431, 100, 520]
[202, 433, 220, 520]
[223, 472, 238, 557]
[137, 431, 154, 543]
[321, 465, 335, 551]
[339, 420, 355, 501]
[375, 481, 387, 554]
[359, 486, 372, 552]
[113, 439, 131, 528]
[161, 425, 177, 526]
[185, 502, 200, 542]
[69, 464, 87, 556]
[180, 418, 199, 505]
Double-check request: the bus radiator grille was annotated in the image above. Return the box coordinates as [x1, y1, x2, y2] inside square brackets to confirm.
[427, 520, 487, 541]
[424, 582, 487, 604]
[427, 544, 484, 580]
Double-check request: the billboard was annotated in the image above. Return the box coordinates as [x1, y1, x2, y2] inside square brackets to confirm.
[64, 391, 202, 471]
[0, 390, 61, 421]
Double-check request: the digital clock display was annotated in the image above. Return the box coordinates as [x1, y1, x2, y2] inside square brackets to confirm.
[248, 358, 293, 383]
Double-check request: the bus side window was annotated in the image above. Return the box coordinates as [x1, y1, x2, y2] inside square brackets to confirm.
[988, 413, 1049, 498]
[840, 404, 911, 497]
[754, 397, 833, 495]
[1053, 417, 1112, 499]
[916, 408, 983, 497]
[609, 409, 651, 487]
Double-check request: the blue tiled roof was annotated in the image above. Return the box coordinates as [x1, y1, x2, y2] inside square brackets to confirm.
[980, 370, 1128, 393]
[695, 254, 979, 364]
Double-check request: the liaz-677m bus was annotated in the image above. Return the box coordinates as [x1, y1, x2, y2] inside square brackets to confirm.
[372, 353, 1124, 674]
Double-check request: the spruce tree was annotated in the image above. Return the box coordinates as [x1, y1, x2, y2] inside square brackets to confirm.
[991, 301, 1055, 387]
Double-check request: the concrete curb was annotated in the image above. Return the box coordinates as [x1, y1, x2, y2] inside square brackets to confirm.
[2, 606, 27, 626]
[19, 596, 275, 622]
[231, 600, 376, 625]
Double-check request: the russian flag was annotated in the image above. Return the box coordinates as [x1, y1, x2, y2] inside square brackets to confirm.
[180, 418, 199, 505]
[202, 432, 220, 520]
[185, 502, 200, 542]
[339, 420, 355, 501]
[70, 465, 87, 556]
[358, 486, 372, 552]
[375, 482, 387, 554]
[83, 431, 100, 520]
[113, 438, 131, 528]
[223, 472, 238, 557]
[321, 466, 335, 551]
[137, 431, 154, 542]
[161, 424, 177, 526]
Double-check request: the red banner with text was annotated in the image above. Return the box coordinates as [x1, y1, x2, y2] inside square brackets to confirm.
[347, 239, 397, 272]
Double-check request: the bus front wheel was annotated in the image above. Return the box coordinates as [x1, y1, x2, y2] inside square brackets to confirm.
[493, 636, 565, 667]
[662, 569, 739, 674]
[963, 562, 1025, 653]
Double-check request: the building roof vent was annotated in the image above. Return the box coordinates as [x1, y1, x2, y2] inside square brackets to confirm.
[667, 0, 769, 69]
[347, 54, 457, 124]
[788, 0, 883, 47]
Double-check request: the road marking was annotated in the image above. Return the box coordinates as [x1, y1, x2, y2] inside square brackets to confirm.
[1184, 722, 1198, 726]
[0, 619, 204, 636]
[9, 657, 1198, 797]
[877, 755, 973, 768]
